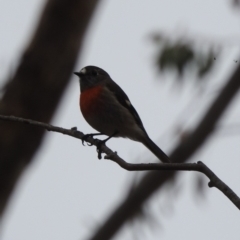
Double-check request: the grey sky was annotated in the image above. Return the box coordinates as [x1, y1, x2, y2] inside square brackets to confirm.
[0, 0, 240, 239]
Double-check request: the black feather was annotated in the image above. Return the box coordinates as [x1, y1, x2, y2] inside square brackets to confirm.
[106, 80, 147, 134]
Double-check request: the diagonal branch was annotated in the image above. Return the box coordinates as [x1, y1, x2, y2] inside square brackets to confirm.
[0, 0, 100, 218]
[86, 64, 240, 240]
[0, 114, 239, 210]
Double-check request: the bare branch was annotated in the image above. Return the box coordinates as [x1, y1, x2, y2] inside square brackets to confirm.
[0, 115, 85, 140]
[0, 114, 239, 210]
[105, 157, 240, 210]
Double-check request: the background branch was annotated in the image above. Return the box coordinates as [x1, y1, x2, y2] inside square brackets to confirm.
[87, 64, 240, 240]
[0, 0, 100, 218]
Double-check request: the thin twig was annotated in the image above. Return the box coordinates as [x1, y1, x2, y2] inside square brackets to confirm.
[0, 114, 239, 210]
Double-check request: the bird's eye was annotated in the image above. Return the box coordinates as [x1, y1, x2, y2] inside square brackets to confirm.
[92, 70, 98, 76]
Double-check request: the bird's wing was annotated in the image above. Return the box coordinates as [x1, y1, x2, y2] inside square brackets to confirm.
[106, 80, 147, 133]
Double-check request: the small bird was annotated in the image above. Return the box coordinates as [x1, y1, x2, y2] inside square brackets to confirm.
[74, 66, 170, 163]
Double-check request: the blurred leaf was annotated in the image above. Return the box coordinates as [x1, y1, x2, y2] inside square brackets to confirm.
[157, 43, 194, 76]
[150, 33, 166, 44]
[197, 50, 216, 78]
[151, 31, 219, 81]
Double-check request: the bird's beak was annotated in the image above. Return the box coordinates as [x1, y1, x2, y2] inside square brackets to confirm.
[74, 72, 80, 77]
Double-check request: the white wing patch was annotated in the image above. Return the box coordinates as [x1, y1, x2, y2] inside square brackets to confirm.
[125, 100, 131, 106]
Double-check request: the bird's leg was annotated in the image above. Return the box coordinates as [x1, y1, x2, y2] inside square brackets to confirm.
[82, 133, 105, 146]
[97, 131, 118, 159]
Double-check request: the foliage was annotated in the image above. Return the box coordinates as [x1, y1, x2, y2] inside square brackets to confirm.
[151, 32, 219, 80]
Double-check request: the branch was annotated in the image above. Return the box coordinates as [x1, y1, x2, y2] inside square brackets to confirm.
[0, 114, 239, 210]
[0, 0, 100, 217]
[105, 157, 240, 210]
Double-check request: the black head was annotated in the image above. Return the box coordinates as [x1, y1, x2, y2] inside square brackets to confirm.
[74, 66, 110, 91]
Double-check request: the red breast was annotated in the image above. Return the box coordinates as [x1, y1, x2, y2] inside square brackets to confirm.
[80, 85, 103, 118]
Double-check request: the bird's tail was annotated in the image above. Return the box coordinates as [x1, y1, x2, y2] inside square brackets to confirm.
[142, 136, 170, 163]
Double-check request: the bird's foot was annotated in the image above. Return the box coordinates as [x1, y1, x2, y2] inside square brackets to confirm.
[81, 134, 95, 146]
[96, 131, 118, 159]
[96, 140, 105, 159]
[82, 133, 105, 146]
[96, 139, 110, 159]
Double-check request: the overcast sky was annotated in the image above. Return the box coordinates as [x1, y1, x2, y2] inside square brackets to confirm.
[0, 0, 240, 240]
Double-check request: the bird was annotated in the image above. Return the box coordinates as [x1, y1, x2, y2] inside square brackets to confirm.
[74, 66, 170, 163]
